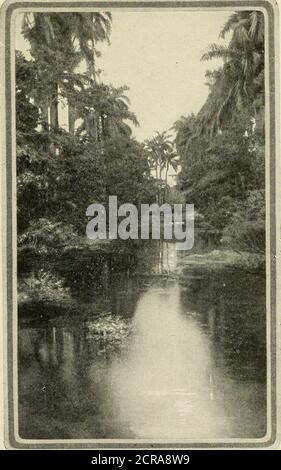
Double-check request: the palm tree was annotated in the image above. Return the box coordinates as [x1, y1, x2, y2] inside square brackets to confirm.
[145, 132, 176, 203]
[66, 12, 112, 135]
[199, 10, 264, 135]
[99, 85, 139, 140]
[22, 12, 112, 132]
[74, 83, 138, 142]
[22, 13, 79, 129]
[220, 11, 264, 47]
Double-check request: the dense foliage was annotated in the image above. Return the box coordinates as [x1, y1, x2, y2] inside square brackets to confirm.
[174, 11, 265, 252]
[17, 13, 157, 260]
[17, 10, 265, 264]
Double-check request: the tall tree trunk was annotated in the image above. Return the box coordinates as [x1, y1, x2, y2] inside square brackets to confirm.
[159, 158, 163, 180]
[85, 39, 99, 141]
[50, 83, 59, 129]
[86, 39, 96, 81]
[68, 102, 76, 135]
[40, 103, 49, 128]
[101, 114, 107, 139]
[165, 164, 169, 203]
[155, 161, 159, 203]
[97, 115, 102, 143]
[87, 111, 96, 139]
[159, 160, 163, 205]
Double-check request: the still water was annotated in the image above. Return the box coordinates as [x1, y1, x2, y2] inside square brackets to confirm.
[18, 241, 266, 440]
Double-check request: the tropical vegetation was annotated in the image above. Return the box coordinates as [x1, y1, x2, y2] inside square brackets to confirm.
[174, 10, 265, 253]
[17, 9, 265, 295]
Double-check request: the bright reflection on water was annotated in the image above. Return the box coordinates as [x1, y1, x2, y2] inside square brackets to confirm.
[108, 284, 221, 438]
[18, 242, 266, 440]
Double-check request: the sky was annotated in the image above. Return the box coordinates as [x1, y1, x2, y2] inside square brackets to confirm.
[15, 10, 232, 142]
[97, 11, 231, 140]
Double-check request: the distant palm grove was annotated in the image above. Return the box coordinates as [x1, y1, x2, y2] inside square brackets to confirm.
[17, 10, 265, 263]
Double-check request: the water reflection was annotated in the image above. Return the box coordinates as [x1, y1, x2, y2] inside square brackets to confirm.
[18, 241, 266, 439]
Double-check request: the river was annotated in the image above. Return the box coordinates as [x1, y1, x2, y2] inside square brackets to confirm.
[18, 241, 266, 440]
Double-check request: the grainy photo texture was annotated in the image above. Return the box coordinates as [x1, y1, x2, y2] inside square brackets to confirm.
[2, 0, 279, 449]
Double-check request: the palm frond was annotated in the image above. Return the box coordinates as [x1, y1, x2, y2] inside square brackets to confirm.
[219, 13, 240, 38]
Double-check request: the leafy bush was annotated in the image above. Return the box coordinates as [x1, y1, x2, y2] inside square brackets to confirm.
[222, 190, 265, 253]
[18, 269, 71, 304]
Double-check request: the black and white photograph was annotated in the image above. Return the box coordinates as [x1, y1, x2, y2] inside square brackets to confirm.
[1, 0, 279, 450]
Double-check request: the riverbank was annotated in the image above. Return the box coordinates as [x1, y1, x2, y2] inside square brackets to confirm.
[18, 239, 265, 318]
[177, 249, 265, 276]
[18, 237, 127, 315]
